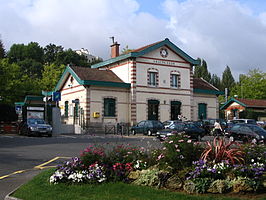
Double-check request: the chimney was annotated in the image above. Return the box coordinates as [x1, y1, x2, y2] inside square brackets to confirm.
[110, 42, 120, 58]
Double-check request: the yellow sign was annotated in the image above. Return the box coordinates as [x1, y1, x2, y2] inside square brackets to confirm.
[93, 112, 100, 118]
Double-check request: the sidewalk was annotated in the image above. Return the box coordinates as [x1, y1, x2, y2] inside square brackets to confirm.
[1, 169, 42, 200]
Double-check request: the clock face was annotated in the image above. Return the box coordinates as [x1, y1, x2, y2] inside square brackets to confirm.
[160, 48, 168, 58]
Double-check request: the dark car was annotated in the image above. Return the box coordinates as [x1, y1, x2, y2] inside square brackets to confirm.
[19, 118, 53, 137]
[163, 120, 182, 129]
[225, 123, 266, 144]
[131, 120, 164, 136]
[156, 122, 205, 141]
[201, 119, 227, 135]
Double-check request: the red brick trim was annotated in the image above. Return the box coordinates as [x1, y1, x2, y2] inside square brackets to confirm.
[139, 56, 189, 64]
[137, 61, 190, 69]
[61, 89, 85, 96]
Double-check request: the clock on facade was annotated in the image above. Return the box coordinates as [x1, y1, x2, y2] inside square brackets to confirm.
[160, 48, 168, 58]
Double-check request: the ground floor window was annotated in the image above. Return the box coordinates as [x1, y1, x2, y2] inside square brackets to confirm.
[198, 103, 207, 120]
[148, 100, 159, 120]
[104, 98, 116, 117]
[64, 101, 68, 117]
[171, 101, 181, 120]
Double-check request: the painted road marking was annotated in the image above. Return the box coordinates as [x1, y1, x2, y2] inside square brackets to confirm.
[0, 135, 14, 138]
[59, 135, 77, 139]
[0, 156, 71, 180]
[34, 156, 71, 169]
[0, 170, 26, 180]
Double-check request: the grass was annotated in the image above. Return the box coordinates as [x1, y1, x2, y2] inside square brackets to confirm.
[13, 169, 266, 200]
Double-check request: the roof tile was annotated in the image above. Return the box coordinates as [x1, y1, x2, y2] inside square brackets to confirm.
[235, 98, 266, 108]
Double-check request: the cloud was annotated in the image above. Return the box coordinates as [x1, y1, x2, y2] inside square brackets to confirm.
[163, 0, 266, 78]
[0, 0, 266, 79]
[0, 0, 169, 59]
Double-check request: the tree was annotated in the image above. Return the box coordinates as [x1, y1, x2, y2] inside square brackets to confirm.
[210, 74, 222, 90]
[55, 49, 89, 67]
[120, 45, 134, 55]
[40, 64, 65, 91]
[194, 58, 211, 82]
[221, 66, 235, 91]
[0, 58, 40, 104]
[0, 38, 5, 59]
[231, 69, 266, 99]
[44, 43, 63, 65]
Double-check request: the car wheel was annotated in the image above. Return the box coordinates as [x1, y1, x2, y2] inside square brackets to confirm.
[147, 130, 152, 136]
[229, 136, 234, 142]
[131, 130, 136, 135]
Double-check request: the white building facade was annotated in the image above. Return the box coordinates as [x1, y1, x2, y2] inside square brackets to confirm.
[56, 39, 223, 127]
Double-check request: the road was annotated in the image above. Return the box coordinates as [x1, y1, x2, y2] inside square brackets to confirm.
[0, 133, 161, 199]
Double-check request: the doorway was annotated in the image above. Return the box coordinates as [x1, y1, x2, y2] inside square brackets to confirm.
[148, 100, 159, 120]
[171, 101, 181, 120]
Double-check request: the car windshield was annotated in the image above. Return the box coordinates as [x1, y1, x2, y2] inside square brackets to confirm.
[28, 119, 46, 125]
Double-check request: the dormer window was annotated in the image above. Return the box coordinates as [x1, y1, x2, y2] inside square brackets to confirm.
[148, 68, 158, 87]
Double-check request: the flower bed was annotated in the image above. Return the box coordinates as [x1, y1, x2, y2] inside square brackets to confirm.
[50, 134, 266, 195]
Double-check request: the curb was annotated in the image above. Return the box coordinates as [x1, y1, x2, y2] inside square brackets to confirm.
[4, 186, 23, 200]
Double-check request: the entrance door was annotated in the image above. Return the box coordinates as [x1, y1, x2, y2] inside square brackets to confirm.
[148, 100, 159, 120]
[171, 101, 181, 120]
[198, 103, 207, 120]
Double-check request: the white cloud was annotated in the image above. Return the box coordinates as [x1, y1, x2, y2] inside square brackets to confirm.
[0, 0, 266, 79]
[0, 0, 169, 59]
[163, 0, 266, 78]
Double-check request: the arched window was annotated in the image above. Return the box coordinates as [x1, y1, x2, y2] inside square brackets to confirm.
[147, 68, 158, 87]
[170, 71, 180, 88]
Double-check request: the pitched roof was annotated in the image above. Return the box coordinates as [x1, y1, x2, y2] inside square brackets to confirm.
[193, 78, 219, 91]
[235, 98, 266, 108]
[193, 78, 223, 95]
[91, 38, 200, 68]
[70, 66, 124, 83]
[220, 97, 266, 110]
[54, 66, 130, 91]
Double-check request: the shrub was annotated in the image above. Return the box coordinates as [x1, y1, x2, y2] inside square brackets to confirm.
[201, 137, 245, 165]
[154, 134, 203, 171]
[80, 145, 106, 166]
[242, 143, 266, 165]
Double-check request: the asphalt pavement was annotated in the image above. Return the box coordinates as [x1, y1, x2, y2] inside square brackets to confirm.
[0, 133, 161, 199]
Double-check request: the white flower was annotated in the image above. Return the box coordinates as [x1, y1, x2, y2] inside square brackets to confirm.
[251, 159, 255, 163]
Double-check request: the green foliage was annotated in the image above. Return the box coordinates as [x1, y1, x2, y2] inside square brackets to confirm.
[242, 144, 266, 165]
[133, 167, 160, 186]
[154, 134, 203, 171]
[44, 43, 64, 65]
[194, 178, 213, 193]
[210, 74, 222, 90]
[194, 58, 211, 82]
[0, 58, 40, 104]
[231, 69, 266, 99]
[221, 66, 235, 91]
[120, 45, 134, 55]
[0, 38, 5, 58]
[40, 64, 65, 91]
[55, 49, 89, 67]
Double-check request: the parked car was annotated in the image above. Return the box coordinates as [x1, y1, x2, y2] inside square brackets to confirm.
[131, 120, 164, 136]
[156, 122, 205, 141]
[163, 120, 181, 129]
[225, 123, 266, 144]
[256, 121, 266, 129]
[201, 119, 227, 135]
[230, 119, 257, 125]
[19, 118, 53, 137]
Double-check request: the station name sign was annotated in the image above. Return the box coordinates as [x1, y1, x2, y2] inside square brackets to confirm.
[153, 59, 176, 66]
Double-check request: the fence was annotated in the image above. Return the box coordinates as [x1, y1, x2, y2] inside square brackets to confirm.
[105, 123, 130, 135]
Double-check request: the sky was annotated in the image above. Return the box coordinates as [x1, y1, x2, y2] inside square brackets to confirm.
[1, 0, 266, 79]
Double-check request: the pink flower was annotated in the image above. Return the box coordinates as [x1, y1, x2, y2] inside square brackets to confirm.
[176, 149, 180, 152]
[157, 154, 165, 161]
[169, 140, 173, 144]
[187, 140, 192, 143]
[178, 139, 184, 143]
[175, 144, 179, 148]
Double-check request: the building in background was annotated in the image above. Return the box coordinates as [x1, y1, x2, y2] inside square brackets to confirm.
[75, 48, 103, 63]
